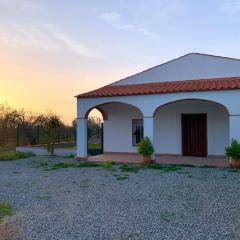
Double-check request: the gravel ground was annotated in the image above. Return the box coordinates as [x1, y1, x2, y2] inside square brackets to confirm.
[1, 156, 240, 240]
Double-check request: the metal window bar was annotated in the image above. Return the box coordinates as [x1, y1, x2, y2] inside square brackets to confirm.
[132, 119, 143, 146]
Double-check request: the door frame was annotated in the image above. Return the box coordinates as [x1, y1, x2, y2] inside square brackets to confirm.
[181, 113, 208, 157]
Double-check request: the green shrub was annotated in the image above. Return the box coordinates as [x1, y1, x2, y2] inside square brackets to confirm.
[103, 160, 114, 169]
[137, 137, 154, 156]
[0, 203, 13, 223]
[0, 151, 34, 161]
[225, 139, 240, 159]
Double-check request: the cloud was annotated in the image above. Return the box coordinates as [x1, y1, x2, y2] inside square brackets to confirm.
[100, 12, 121, 21]
[46, 25, 98, 58]
[0, 24, 98, 58]
[0, 0, 40, 9]
[99, 11, 159, 40]
[220, 1, 240, 14]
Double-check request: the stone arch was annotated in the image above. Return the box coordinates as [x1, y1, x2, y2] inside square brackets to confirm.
[153, 98, 230, 117]
[84, 101, 144, 120]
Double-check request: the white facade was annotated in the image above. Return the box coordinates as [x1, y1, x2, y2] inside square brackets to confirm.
[76, 53, 240, 158]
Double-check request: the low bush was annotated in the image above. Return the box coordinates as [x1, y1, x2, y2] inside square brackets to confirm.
[137, 137, 154, 156]
[225, 139, 240, 159]
[0, 151, 34, 161]
[103, 160, 114, 169]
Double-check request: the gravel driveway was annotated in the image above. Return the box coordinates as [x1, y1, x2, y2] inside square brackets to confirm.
[1, 156, 240, 240]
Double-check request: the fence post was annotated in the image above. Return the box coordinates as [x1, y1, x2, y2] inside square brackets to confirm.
[101, 123, 104, 154]
[37, 125, 40, 145]
[16, 124, 20, 146]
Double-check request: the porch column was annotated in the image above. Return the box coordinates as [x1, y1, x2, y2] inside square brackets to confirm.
[77, 118, 88, 159]
[143, 117, 155, 160]
[229, 115, 240, 142]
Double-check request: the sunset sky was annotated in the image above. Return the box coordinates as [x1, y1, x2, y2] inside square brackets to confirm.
[1, 0, 240, 124]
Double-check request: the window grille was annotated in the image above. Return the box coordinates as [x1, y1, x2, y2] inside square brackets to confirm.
[132, 119, 143, 146]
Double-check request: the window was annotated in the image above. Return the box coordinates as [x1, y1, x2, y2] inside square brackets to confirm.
[132, 119, 143, 146]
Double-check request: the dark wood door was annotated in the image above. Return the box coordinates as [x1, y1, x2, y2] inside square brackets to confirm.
[182, 114, 207, 157]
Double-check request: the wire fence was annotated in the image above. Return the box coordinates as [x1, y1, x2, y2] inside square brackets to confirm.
[0, 124, 76, 149]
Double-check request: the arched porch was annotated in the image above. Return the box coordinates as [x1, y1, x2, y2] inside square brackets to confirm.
[153, 99, 230, 157]
[76, 92, 240, 167]
[77, 101, 144, 159]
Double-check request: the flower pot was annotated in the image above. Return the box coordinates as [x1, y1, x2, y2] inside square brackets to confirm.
[230, 157, 240, 168]
[143, 155, 151, 164]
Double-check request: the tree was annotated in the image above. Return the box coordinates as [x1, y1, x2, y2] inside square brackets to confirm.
[15, 109, 46, 145]
[0, 103, 21, 147]
[44, 115, 63, 155]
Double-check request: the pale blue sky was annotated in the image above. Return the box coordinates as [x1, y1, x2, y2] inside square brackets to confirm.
[0, 0, 240, 123]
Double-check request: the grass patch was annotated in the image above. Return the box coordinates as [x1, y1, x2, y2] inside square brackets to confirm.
[0, 151, 34, 161]
[50, 161, 100, 170]
[144, 163, 182, 173]
[161, 165, 182, 173]
[103, 160, 114, 169]
[63, 154, 76, 158]
[119, 163, 182, 174]
[36, 193, 51, 200]
[144, 163, 164, 170]
[51, 162, 77, 170]
[88, 144, 101, 149]
[199, 165, 217, 168]
[31, 159, 53, 170]
[228, 168, 240, 172]
[78, 162, 100, 168]
[120, 164, 142, 173]
[0, 203, 14, 224]
[116, 175, 129, 181]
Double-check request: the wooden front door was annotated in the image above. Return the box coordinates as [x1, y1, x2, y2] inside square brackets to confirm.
[182, 114, 207, 157]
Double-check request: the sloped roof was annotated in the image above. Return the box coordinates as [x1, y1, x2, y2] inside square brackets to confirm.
[76, 77, 240, 98]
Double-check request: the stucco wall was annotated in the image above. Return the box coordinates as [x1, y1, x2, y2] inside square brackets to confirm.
[111, 53, 240, 85]
[77, 90, 240, 119]
[101, 103, 143, 153]
[77, 90, 240, 157]
[154, 100, 229, 155]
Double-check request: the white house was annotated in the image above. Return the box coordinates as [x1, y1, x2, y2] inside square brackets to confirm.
[76, 53, 240, 160]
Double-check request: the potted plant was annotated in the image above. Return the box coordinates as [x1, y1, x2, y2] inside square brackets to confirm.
[137, 137, 154, 164]
[225, 139, 240, 168]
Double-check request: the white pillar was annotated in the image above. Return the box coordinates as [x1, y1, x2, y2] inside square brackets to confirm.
[143, 117, 155, 160]
[77, 118, 88, 159]
[229, 115, 240, 143]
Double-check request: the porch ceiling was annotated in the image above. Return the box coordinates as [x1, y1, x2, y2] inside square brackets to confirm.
[76, 77, 240, 98]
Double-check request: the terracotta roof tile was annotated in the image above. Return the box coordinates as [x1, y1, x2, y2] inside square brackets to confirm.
[76, 77, 240, 98]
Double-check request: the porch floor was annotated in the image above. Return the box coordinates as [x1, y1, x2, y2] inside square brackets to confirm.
[88, 153, 229, 168]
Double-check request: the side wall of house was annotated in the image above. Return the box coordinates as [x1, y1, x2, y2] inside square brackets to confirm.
[154, 100, 229, 155]
[101, 103, 142, 153]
